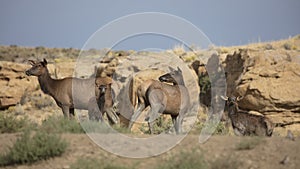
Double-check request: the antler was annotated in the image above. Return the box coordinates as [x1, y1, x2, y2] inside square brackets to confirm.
[220, 95, 228, 100]
[28, 60, 36, 65]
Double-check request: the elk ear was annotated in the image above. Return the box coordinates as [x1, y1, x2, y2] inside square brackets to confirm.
[28, 60, 35, 65]
[168, 66, 176, 72]
[41, 58, 48, 67]
[43, 58, 48, 65]
[220, 95, 228, 101]
[177, 67, 182, 73]
[236, 96, 243, 101]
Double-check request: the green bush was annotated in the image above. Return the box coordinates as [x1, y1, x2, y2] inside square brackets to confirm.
[0, 114, 32, 133]
[139, 116, 173, 134]
[157, 149, 208, 169]
[193, 120, 228, 135]
[71, 157, 132, 169]
[0, 130, 67, 166]
[199, 75, 211, 94]
[40, 116, 84, 133]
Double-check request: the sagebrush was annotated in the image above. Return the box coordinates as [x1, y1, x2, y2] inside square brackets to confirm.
[0, 130, 67, 166]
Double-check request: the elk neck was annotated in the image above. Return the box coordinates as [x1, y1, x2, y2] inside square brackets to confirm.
[37, 69, 56, 95]
[228, 102, 239, 116]
[176, 78, 185, 86]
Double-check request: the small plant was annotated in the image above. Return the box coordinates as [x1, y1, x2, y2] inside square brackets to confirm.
[71, 157, 132, 169]
[235, 137, 263, 150]
[0, 130, 67, 166]
[192, 120, 228, 135]
[139, 115, 173, 134]
[213, 121, 229, 135]
[199, 75, 211, 94]
[156, 149, 208, 169]
[283, 43, 292, 50]
[40, 115, 84, 133]
[0, 114, 32, 133]
[34, 97, 54, 109]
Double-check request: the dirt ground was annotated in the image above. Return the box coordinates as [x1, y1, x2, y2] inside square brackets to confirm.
[0, 133, 299, 169]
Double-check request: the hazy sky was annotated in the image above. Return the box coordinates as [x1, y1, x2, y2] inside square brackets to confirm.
[0, 0, 299, 50]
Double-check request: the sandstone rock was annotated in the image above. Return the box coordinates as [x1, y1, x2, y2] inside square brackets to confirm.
[224, 49, 300, 128]
[0, 61, 37, 109]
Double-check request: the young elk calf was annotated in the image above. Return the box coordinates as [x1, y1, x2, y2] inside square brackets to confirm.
[25, 59, 111, 119]
[221, 96, 274, 136]
[130, 67, 190, 134]
[96, 82, 119, 124]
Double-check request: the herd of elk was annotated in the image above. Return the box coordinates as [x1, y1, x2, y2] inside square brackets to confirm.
[25, 58, 276, 136]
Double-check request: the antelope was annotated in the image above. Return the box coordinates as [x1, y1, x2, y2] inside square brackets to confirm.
[130, 67, 190, 134]
[221, 96, 274, 136]
[25, 59, 112, 119]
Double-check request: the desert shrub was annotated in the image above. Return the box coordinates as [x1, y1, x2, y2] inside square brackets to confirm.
[283, 42, 297, 50]
[235, 137, 263, 150]
[213, 121, 229, 135]
[111, 124, 131, 134]
[40, 116, 84, 133]
[199, 75, 211, 94]
[71, 157, 132, 169]
[0, 130, 67, 166]
[139, 115, 173, 134]
[283, 43, 291, 50]
[264, 44, 273, 50]
[33, 97, 54, 109]
[0, 114, 32, 133]
[156, 149, 208, 169]
[193, 120, 228, 135]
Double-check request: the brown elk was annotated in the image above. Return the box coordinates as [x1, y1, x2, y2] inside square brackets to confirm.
[221, 96, 274, 136]
[130, 67, 190, 134]
[95, 82, 119, 124]
[25, 59, 112, 119]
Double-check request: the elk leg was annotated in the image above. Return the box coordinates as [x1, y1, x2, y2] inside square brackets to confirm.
[61, 105, 70, 119]
[69, 108, 75, 118]
[129, 103, 145, 129]
[174, 115, 184, 134]
[147, 103, 162, 134]
[106, 107, 120, 125]
[88, 97, 102, 122]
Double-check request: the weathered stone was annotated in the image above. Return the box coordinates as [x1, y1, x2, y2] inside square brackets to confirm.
[224, 49, 300, 129]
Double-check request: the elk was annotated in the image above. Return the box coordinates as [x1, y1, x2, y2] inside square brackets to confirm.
[95, 82, 119, 125]
[221, 96, 274, 136]
[25, 59, 112, 119]
[130, 67, 190, 134]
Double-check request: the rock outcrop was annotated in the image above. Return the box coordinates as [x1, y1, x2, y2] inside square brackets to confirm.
[0, 61, 37, 109]
[224, 49, 300, 130]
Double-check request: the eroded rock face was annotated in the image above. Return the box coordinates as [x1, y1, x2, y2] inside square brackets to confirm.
[224, 49, 300, 127]
[0, 61, 36, 109]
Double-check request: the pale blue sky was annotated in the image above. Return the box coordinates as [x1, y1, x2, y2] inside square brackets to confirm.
[0, 0, 299, 50]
